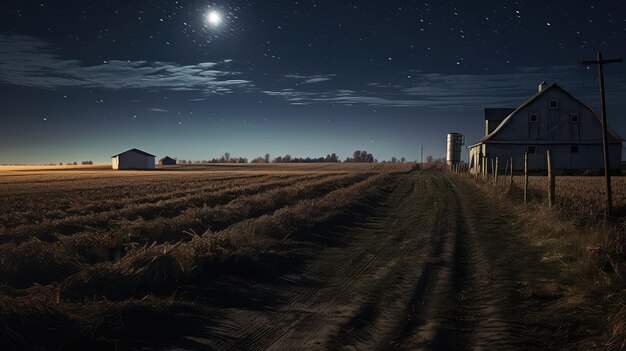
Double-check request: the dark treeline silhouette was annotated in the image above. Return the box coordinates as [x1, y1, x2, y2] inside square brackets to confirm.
[273, 153, 340, 163]
[179, 153, 248, 164]
[173, 150, 420, 164]
[382, 157, 407, 163]
[345, 150, 375, 163]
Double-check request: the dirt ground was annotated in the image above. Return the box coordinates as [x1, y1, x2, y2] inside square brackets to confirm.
[174, 170, 561, 351]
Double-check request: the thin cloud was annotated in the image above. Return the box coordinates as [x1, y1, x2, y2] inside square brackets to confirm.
[265, 65, 616, 109]
[284, 73, 336, 84]
[0, 34, 252, 94]
[149, 107, 168, 112]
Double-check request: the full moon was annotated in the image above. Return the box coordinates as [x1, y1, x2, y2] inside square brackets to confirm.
[206, 10, 222, 26]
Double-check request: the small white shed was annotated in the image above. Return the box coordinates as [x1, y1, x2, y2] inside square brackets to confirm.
[111, 148, 156, 170]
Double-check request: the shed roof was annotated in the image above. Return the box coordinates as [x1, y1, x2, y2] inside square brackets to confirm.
[469, 83, 623, 147]
[159, 156, 175, 162]
[111, 148, 156, 158]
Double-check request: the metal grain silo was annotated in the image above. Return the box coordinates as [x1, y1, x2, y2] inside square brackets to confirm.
[446, 133, 465, 166]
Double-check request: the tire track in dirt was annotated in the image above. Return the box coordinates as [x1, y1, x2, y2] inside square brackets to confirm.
[379, 174, 476, 350]
[184, 170, 556, 350]
[188, 174, 412, 350]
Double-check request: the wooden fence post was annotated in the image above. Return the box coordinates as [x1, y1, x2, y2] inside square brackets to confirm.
[524, 152, 528, 204]
[510, 157, 514, 188]
[480, 156, 483, 179]
[547, 150, 556, 207]
[476, 157, 479, 179]
[484, 156, 488, 180]
[474, 160, 480, 180]
[482, 156, 486, 180]
[495, 157, 499, 185]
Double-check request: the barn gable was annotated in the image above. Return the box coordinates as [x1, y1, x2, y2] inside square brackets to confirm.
[111, 148, 156, 158]
[159, 156, 176, 165]
[467, 82, 623, 173]
[478, 83, 622, 144]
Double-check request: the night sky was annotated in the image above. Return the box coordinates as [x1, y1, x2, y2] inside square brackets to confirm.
[1, 1, 625, 164]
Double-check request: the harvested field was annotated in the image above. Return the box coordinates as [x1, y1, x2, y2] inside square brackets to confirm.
[0, 163, 623, 350]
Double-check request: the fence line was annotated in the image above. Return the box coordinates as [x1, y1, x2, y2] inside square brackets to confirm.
[444, 151, 625, 225]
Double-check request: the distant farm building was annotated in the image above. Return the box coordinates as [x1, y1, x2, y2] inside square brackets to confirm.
[111, 148, 155, 170]
[468, 82, 623, 174]
[158, 156, 177, 165]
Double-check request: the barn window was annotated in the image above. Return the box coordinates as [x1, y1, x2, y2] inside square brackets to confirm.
[549, 99, 559, 109]
[529, 114, 539, 122]
[527, 145, 537, 154]
[569, 114, 579, 123]
[570, 145, 579, 153]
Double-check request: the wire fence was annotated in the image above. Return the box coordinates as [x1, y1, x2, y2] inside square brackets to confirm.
[445, 161, 626, 227]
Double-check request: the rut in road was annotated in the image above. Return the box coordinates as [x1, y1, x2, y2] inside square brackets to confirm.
[190, 171, 550, 350]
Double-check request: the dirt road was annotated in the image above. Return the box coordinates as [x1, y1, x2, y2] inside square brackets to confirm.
[184, 171, 558, 350]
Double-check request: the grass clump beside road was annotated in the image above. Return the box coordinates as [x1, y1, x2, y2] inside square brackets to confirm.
[460, 173, 625, 350]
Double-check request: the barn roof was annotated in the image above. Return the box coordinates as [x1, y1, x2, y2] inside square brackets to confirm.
[469, 83, 623, 147]
[159, 156, 175, 161]
[485, 108, 516, 121]
[111, 148, 156, 158]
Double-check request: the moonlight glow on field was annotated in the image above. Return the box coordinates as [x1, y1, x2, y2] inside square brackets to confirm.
[206, 10, 222, 27]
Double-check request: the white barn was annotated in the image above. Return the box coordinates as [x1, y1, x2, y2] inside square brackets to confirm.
[111, 148, 156, 170]
[468, 82, 623, 174]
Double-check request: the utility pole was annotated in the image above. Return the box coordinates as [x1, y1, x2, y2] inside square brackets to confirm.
[420, 144, 423, 165]
[581, 52, 623, 216]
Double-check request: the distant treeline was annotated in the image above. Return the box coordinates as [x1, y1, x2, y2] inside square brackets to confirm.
[44, 161, 94, 166]
[175, 150, 425, 164]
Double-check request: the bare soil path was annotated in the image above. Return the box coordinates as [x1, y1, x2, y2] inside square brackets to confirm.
[180, 170, 559, 350]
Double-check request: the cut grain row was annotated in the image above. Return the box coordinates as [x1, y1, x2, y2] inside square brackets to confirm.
[57, 173, 391, 300]
[0, 174, 326, 240]
[0, 174, 271, 226]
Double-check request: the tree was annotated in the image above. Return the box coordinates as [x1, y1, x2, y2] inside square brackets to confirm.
[400, 157, 406, 163]
[426, 155, 434, 163]
[223, 152, 230, 162]
[264, 153, 270, 163]
[391, 157, 398, 163]
[345, 150, 374, 163]
[324, 153, 339, 162]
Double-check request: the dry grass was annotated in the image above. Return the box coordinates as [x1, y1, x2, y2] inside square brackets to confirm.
[468, 173, 626, 350]
[506, 175, 626, 221]
[0, 163, 406, 348]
